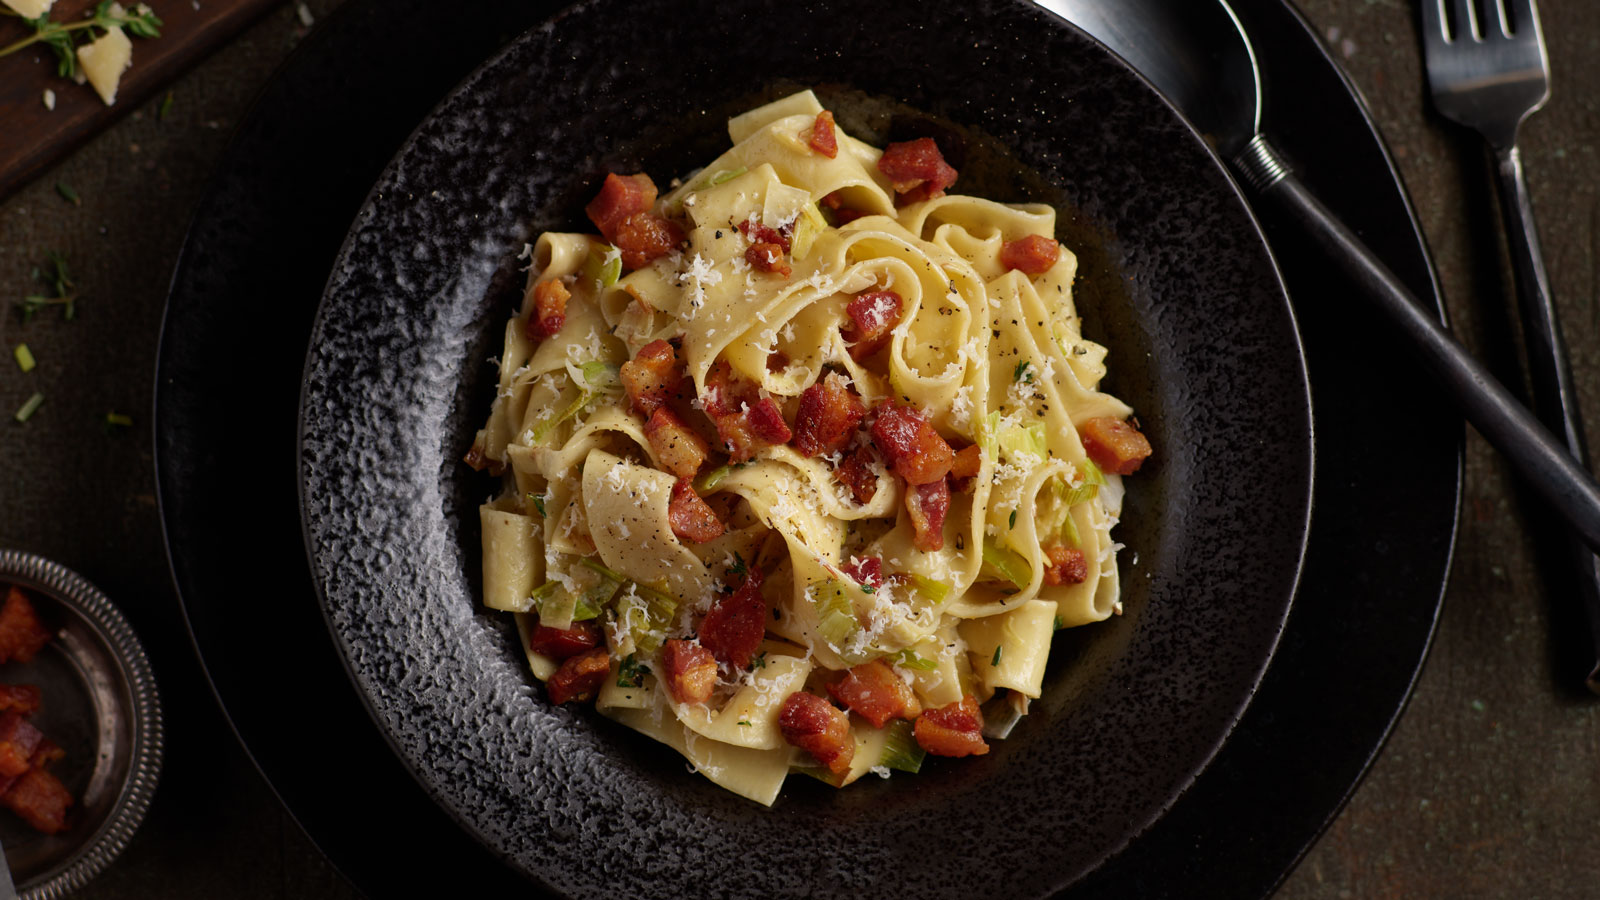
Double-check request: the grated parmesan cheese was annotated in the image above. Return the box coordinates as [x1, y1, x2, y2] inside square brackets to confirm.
[76, 18, 132, 106]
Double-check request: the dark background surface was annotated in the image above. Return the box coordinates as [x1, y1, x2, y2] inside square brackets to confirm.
[0, 0, 1596, 897]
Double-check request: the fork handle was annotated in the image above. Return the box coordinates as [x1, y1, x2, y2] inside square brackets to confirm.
[1496, 147, 1585, 457]
[1495, 145, 1600, 693]
[1234, 136, 1600, 558]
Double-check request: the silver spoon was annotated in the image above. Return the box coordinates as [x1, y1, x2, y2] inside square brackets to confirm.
[1039, 0, 1600, 556]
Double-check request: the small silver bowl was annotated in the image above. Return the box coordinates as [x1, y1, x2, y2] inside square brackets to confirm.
[0, 550, 162, 899]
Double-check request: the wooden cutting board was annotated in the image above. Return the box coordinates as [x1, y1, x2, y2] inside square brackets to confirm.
[0, 0, 282, 202]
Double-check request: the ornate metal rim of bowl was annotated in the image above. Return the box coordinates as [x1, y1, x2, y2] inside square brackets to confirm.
[0, 550, 162, 900]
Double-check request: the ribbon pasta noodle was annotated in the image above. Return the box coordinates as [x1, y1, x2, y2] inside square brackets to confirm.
[467, 91, 1152, 805]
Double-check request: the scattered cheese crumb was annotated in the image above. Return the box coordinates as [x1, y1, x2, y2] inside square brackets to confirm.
[41, 89, 55, 111]
[295, 1, 314, 27]
[677, 253, 722, 315]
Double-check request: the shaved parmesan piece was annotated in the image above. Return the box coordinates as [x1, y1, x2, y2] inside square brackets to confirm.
[77, 25, 133, 106]
[1, 0, 54, 18]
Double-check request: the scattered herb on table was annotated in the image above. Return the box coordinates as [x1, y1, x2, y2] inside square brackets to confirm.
[54, 183, 80, 206]
[17, 251, 77, 322]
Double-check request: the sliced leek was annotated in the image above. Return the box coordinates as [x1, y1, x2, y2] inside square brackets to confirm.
[811, 579, 861, 652]
[878, 720, 925, 774]
[982, 537, 1031, 590]
[582, 242, 621, 288]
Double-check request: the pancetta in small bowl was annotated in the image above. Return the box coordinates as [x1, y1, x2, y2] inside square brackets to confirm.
[0, 550, 161, 899]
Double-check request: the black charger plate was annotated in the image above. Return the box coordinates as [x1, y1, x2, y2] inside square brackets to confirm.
[154, 0, 1459, 897]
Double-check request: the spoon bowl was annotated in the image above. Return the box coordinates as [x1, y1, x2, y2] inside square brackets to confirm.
[1039, 0, 1260, 155]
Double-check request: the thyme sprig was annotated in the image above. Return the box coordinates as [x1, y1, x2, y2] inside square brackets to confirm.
[0, 2, 163, 81]
[18, 252, 77, 322]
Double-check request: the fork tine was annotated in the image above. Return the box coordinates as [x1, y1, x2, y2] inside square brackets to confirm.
[1488, 0, 1511, 37]
[1448, 0, 1480, 41]
[1421, 0, 1450, 42]
[1503, 0, 1545, 42]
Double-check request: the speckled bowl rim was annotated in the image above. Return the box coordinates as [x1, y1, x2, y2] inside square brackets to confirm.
[0, 550, 162, 900]
[296, 0, 1313, 895]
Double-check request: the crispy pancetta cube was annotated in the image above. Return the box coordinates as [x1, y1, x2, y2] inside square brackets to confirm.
[914, 695, 989, 757]
[792, 372, 865, 458]
[644, 408, 710, 480]
[870, 401, 954, 485]
[779, 691, 853, 776]
[668, 479, 725, 544]
[827, 659, 922, 728]
[661, 639, 717, 705]
[1079, 417, 1153, 476]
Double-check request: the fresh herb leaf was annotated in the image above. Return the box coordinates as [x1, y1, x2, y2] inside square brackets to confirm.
[526, 492, 547, 517]
[749, 651, 768, 671]
[616, 653, 651, 688]
[730, 551, 748, 577]
[991, 644, 1003, 667]
[1012, 359, 1033, 383]
[157, 89, 174, 121]
[55, 182, 80, 205]
[1008, 509, 1017, 529]
[43, 250, 72, 296]
[1053, 614, 1065, 631]
[13, 344, 35, 372]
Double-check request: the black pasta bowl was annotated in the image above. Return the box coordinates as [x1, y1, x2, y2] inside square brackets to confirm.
[297, 0, 1313, 896]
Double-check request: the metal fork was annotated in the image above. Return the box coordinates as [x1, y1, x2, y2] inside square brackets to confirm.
[1421, 0, 1600, 694]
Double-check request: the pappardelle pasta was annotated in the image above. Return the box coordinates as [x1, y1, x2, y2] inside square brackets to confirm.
[466, 91, 1152, 805]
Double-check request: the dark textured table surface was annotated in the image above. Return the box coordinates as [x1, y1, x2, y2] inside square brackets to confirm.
[1, 1, 1596, 897]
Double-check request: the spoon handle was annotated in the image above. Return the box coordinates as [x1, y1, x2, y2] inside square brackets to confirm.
[1235, 135, 1600, 557]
